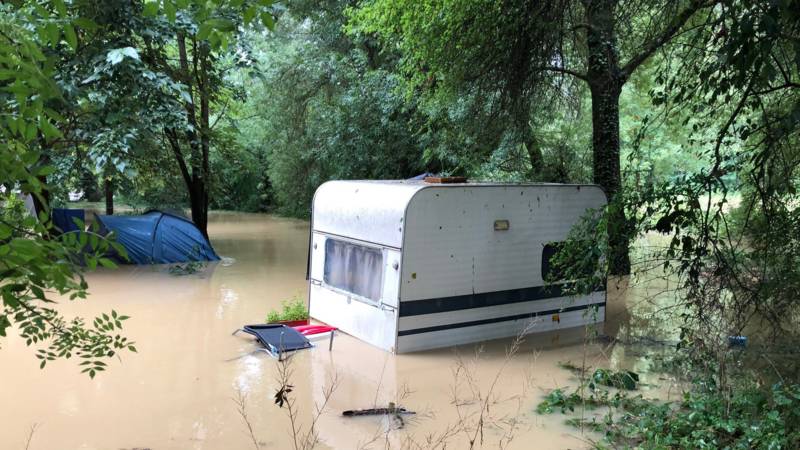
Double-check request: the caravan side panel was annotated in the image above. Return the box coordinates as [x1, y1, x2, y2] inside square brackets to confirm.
[396, 185, 606, 353]
[308, 231, 400, 352]
[309, 284, 397, 351]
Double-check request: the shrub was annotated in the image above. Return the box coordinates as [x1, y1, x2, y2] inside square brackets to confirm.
[266, 295, 309, 323]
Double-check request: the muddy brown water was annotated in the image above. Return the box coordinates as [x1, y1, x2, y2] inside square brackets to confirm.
[0, 213, 680, 449]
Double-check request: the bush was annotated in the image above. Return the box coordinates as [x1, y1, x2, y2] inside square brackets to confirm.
[539, 363, 800, 449]
[266, 295, 309, 323]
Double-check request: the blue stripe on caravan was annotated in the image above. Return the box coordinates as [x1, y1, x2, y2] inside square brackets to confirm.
[398, 284, 606, 317]
[397, 302, 605, 337]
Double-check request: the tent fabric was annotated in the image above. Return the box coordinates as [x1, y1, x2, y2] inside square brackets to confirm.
[52, 208, 85, 233]
[96, 210, 219, 264]
[408, 172, 434, 180]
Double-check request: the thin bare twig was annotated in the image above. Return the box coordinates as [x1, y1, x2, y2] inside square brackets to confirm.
[233, 388, 261, 450]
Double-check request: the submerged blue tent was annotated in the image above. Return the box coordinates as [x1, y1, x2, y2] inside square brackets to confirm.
[52, 208, 85, 233]
[96, 211, 219, 264]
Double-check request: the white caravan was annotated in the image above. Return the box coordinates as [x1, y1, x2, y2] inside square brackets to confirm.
[307, 180, 607, 353]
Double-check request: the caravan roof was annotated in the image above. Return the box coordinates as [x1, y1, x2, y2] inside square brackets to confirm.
[311, 180, 606, 249]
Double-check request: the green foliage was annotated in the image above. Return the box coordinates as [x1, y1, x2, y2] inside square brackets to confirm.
[602, 383, 800, 449]
[347, 0, 585, 181]
[619, 0, 800, 376]
[239, 3, 425, 217]
[543, 207, 608, 296]
[266, 295, 309, 323]
[591, 368, 640, 391]
[168, 260, 206, 276]
[1, 1, 136, 376]
[537, 382, 639, 415]
[167, 245, 208, 275]
[536, 388, 585, 414]
[543, 358, 800, 449]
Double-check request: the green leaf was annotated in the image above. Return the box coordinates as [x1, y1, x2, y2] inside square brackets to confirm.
[143, 1, 159, 16]
[0, 315, 10, 337]
[197, 24, 212, 41]
[204, 18, 236, 32]
[63, 24, 77, 50]
[45, 23, 60, 47]
[243, 5, 257, 24]
[39, 117, 61, 139]
[53, 0, 67, 18]
[260, 11, 275, 31]
[23, 121, 37, 142]
[36, 165, 56, 176]
[72, 18, 98, 31]
[106, 47, 140, 65]
[98, 258, 117, 269]
[164, 1, 177, 21]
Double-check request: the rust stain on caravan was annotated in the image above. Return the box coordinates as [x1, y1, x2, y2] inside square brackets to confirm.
[0, 213, 675, 450]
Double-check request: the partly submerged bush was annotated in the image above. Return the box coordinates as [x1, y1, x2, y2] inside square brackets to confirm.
[602, 382, 800, 449]
[266, 295, 309, 323]
[539, 363, 800, 449]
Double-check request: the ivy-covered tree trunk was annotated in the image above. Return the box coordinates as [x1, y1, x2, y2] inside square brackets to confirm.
[585, 0, 631, 275]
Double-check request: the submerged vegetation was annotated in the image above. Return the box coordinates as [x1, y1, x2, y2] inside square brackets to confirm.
[539, 360, 800, 449]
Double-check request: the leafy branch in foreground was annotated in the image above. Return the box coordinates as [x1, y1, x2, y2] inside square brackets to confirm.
[1, 2, 135, 377]
[1, 204, 137, 377]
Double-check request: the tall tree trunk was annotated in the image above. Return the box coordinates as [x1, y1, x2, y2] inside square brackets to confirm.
[585, 0, 631, 275]
[104, 178, 114, 215]
[198, 42, 211, 240]
[189, 184, 207, 239]
[175, 33, 210, 239]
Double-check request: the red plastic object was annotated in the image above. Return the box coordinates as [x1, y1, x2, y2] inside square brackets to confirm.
[275, 319, 309, 327]
[293, 324, 337, 336]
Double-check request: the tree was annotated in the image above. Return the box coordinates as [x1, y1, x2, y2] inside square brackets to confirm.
[349, 0, 721, 275]
[38, 0, 278, 235]
[135, 1, 277, 238]
[239, 0, 425, 217]
[632, 0, 800, 347]
[0, 0, 275, 375]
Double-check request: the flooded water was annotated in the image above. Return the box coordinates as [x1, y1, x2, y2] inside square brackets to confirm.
[0, 213, 678, 450]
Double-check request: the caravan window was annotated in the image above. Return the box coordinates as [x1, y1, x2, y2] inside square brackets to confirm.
[541, 242, 566, 282]
[324, 239, 383, 301]
[542, 241, 598, 282]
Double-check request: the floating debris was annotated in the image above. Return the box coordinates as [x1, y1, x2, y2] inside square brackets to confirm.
[342, 402, 415, 417]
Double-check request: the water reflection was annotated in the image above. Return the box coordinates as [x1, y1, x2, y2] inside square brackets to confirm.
[217, 286, 239, 319]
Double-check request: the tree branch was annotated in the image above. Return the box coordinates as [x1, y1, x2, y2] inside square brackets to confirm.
[621, 0, 717, 79]
[534, 66, 589, 82]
